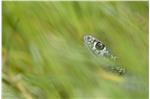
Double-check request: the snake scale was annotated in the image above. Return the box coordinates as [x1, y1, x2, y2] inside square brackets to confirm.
[84, 35, 126, 75]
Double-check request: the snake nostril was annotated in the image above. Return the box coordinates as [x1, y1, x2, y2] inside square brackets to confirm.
[84, 35, 91, 42]
[87, 36, 91, 40]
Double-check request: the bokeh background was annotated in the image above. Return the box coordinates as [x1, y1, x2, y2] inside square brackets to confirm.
[2, 1, 148, 99]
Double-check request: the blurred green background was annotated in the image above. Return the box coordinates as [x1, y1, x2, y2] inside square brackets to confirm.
[2, 1, 148, 99]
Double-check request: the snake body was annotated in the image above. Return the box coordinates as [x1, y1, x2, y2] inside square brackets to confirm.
[84, 35, 126, 75]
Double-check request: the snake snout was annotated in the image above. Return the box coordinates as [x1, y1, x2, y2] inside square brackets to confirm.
[84, 35, 93, 43]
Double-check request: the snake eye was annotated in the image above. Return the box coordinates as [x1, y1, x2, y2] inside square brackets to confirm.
[95, 42, 105, 50]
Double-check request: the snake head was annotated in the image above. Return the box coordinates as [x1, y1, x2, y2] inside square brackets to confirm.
[84, 35, 109, 57]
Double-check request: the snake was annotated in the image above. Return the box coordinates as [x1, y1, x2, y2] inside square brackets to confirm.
[83, 35, 126, 75]
[83, 35, 148, 93]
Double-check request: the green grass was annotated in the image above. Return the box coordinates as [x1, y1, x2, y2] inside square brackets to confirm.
[2, 1, 148, 99]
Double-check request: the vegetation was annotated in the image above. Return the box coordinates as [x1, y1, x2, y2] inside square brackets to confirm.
[2, 1, 148, 99]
